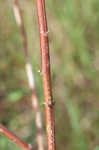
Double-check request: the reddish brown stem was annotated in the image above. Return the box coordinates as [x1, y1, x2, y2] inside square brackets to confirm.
[36, 1, 55, 150]
[13, 1, 44, 150]
[0, 124, 32, 150]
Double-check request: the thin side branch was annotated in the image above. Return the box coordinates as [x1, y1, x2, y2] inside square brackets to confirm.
[36, 0, 56, 150]
[13, 1, 44, 150]
[0, 124, 32, 150]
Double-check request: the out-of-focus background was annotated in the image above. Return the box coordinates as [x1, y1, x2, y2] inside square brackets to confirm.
[0, 0, 99, 150]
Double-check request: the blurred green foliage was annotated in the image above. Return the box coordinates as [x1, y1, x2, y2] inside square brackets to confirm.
[0, 0, 99, 150]
[94, 147, 99, 150]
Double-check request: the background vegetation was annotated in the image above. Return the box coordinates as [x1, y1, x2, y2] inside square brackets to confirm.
[0, 0, 99, 150]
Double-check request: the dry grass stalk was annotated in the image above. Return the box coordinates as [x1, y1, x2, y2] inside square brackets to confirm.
[13, 1, 44, 150]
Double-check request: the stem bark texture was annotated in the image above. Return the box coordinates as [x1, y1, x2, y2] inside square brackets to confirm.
[36, 1, 56, 150]
[0, 124, 32, 150]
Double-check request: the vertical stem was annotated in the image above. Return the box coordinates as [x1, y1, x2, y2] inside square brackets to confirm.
[13, 1, 44, 150]
[0, 124, 32, 150]
[36, 1, 55, 150]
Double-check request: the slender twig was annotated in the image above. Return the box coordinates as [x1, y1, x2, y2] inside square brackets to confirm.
[0, 124, 32, 150]
[13, 1, 44, 150]
[36, 1, 56, 150]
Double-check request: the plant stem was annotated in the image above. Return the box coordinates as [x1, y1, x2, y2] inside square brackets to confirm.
[0, 124, 32, 150]
[36, 1, 56, 150]
[13, 1, 44, 150]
